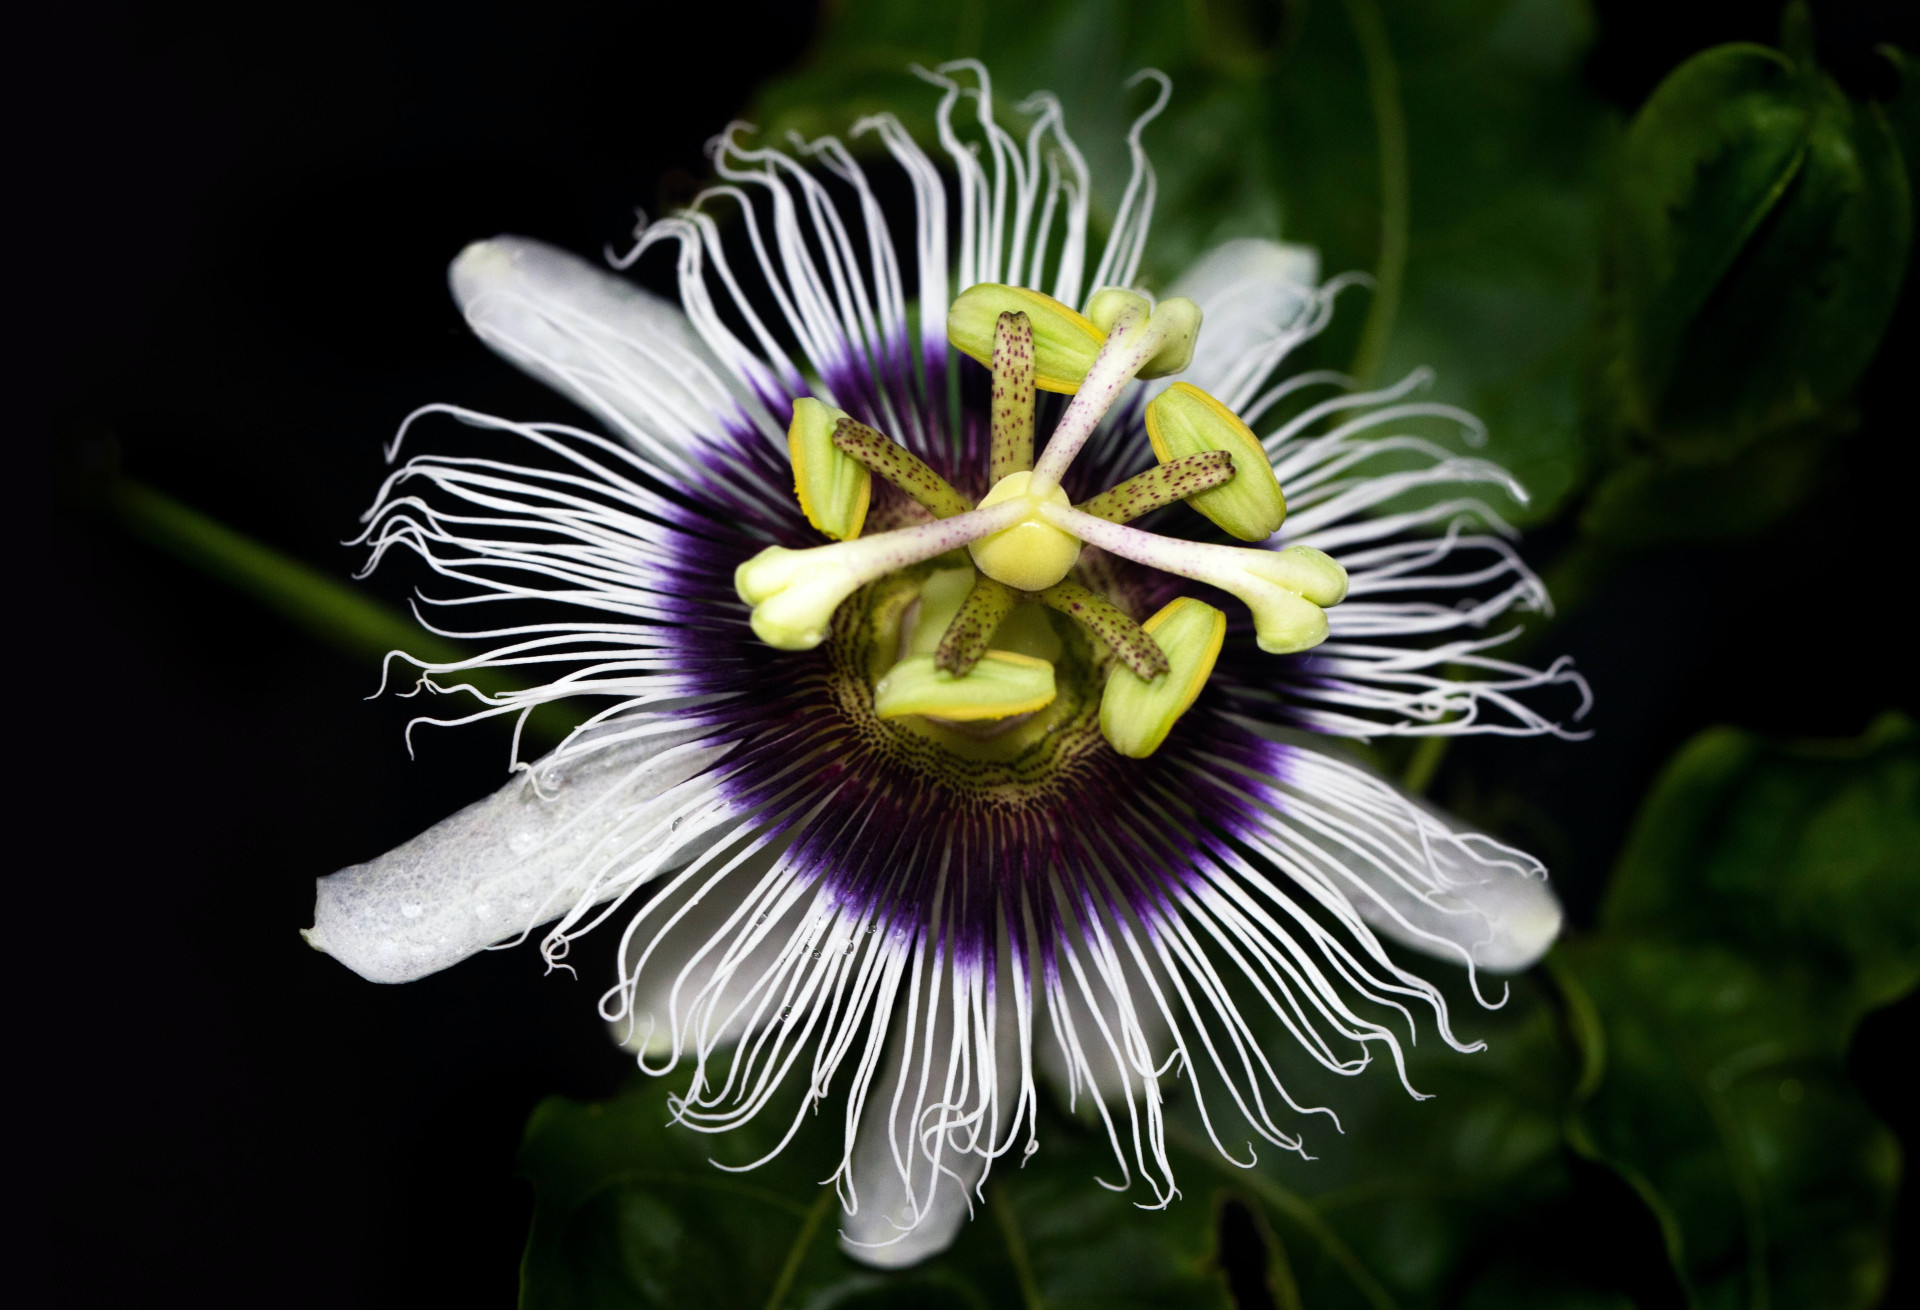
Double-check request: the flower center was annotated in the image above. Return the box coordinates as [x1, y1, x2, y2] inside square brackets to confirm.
[735, 283, 1352, 758]
[967, 472, 1079, 591]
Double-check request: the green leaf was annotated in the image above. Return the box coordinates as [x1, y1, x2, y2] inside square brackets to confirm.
[748, 0, 1612, 523]
[1168, 972, 1640, 1309]
[518, 1083, 1233, 1309]
[1602, 714, 1920, 1014]
[1553, 715, 1918, 1309]
[1588, 19, 1912, 543]
[1604, 43, 1814, 442]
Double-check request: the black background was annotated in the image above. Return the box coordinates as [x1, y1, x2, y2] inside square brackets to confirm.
[40, 1, 1916, 1305]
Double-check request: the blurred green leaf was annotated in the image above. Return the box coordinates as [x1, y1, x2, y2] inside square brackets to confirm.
[100, 476, 585, 745]
[518, 1085, 1233, 1308]
[1582, 12, 1912, 546]
[749, 0, 1612, 522]
[1196, 973, 1644, 1309]
[1603, 714, 1920, 1012]
[1602, 42, 1814, 444]
[1554, 714, 1917, 1309]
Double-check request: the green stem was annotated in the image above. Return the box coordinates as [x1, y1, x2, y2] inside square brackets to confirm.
[1400, 735, 1449, 795]
[1344, 0, 1408, 385]
[102, 477, 580, 744]
[1168, 1123, 1401, 1310]
[761, 1185, 835, 1310]
[989, 1178, 1045, 1310]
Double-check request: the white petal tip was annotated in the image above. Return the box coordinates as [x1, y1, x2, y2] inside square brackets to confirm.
[836, 1216, 965, 1270]
[1470, 886, 1563, 974]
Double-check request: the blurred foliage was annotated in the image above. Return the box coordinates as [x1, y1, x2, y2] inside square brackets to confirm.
[1581, 5, 1912, 549]
[518, 718, 1916, 1308]
[1555, 714, 1917, 1310]
[750, 0, 1615, 523]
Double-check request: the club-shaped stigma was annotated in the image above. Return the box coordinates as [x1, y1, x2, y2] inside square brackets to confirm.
[736, 499, 1027, 650]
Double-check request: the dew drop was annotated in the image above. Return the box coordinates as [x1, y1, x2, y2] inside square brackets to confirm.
[400, 902, 423, 920]
[508, 829, 540, 855]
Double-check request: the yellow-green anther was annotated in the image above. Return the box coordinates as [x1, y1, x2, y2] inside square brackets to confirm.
[947, 283, 1105, 394]
[1034, 582, 1169, 681]
[967, 471, 1081, 591]
[1145, 382, 1286, 542]
[873, 651, 1057, 722]
[1077, 450, 1235, 524]
[831, 417, 972, 520]
[1099, 598, 1226, 759]
[990, 311, 1036, 481]
[934, 575, 1017, 675]
[786, 397, 870, 540]
[1086, 288, 1202, 379]
[904, 566, 977, 658]
[1085, 287, 1150, 333]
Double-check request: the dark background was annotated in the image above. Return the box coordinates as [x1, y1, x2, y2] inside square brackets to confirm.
[41, 1, 1915, 1305]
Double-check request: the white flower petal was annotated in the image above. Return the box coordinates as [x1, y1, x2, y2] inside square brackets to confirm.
[1152, 237, 1323, 412]
[605, 848, 801, 1064]
[305, 728, 723, 983]
[838, 945, 1019, 1269]
[1281, 741, 1562, 974]
[448, 236, 766, 471]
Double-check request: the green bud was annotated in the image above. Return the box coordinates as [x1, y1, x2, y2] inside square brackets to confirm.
[1099, 597, 1226, 758]
[947, 284, 1104, 394]
[786, 397, 870, 540]
[873, 651, 1058, 722]
[1145, 382, 1286, 541]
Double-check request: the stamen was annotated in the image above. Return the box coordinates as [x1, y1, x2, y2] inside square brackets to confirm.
[989, 311, 1036, 482]
[788, 398, 872, 541]
[1076, 451, 1234, 524]
[1038, 503, 1348, 654]
[1032, 582, 1168, 681]
[832, 417, 973, 519]
[874, 650, 1056, 721]
[947, 283, 1104, 393]
[934, 575, 1017, 676]
[736, 498, 1027, 650]
[1099, 597, 1226, 758]
[902, 566, 977, 658]
[1145, 383, 1286, 541]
